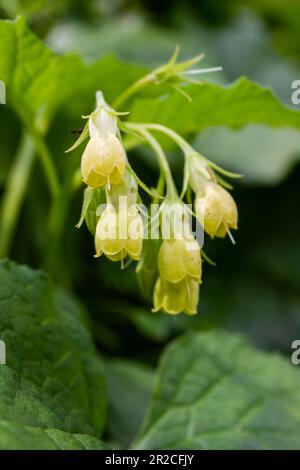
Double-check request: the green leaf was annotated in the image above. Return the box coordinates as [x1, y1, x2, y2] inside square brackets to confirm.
[0, 259, 107, 450]
[104, 360, 154, 448]
[130, 77, 300, 133]
[133, 330, 300, 450]
[0, 420, 108, 450]
[76, 186, 94, 229]
[0, 16, 146, 134]
[85, 187, 106, 236]
[0, 16, 83, 132]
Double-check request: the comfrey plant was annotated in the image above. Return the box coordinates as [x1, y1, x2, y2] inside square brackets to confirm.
[68, 49, 240, 315]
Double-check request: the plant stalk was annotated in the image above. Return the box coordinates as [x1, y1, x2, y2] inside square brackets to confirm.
[0, 133, 35, 258]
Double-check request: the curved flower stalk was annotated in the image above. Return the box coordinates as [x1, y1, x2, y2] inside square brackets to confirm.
[127, 123, 240, 242]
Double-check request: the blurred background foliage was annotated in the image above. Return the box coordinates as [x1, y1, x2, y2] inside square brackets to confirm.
[0, 0, 300, 416]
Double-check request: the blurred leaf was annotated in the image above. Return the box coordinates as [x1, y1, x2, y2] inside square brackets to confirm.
[204, 11, 300, 106]
[243, 0, 300, 62]
[130, 77, 300, 134]
[104, 359, 154, 448]
[0, 108, 21, 187]
[134, 330, 300, 449]
[200, 272, 300, 352]
[47, 15, 223, 78]
[0, 16, 146, 133]
[0, 259, 106, 449]
[194, 125, 300, 184]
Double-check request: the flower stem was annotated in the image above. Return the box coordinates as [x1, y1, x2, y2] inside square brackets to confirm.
[0, 132, 35, 258]
[42, 159, 80, 279]
[127, 123, 177, 197]
[29, 128, 60, 200]
[11, 98, 61, 201]
[140, 123, 192, 153]
[112, 73, 156, 109]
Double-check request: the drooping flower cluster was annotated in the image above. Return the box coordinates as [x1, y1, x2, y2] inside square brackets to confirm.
[69, 50, 240, 317]
[71, 91, 144, 264]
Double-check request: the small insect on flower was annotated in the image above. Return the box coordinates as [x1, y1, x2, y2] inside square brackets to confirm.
[195, 183, 238, 239]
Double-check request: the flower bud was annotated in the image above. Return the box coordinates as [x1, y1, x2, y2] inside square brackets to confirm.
[95, 205, 143, 261]
[195, 183, 238, 238]
[153, 276, 199, 315]
[158, 238, 201, 284]
[81, 134, 126, 189]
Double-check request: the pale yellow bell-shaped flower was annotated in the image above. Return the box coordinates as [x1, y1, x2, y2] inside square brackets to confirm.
[81, 134, 126, 189]
[153, 276, 199, 315]
[158, 238, 201, 284]
[95, 205, 143, 261]
[195, 183, 238, 238]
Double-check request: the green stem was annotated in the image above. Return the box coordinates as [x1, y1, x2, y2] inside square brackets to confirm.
[135, 123, 243, 178]
[28, 128, 60, 200]
[42, 159, 81, 279]
[112, 72, 156, 109]
[127, 123, 177, 197]
[0, 133, 35, 258]
[11, 98, 60, 200]
[140, 123, 192, 153]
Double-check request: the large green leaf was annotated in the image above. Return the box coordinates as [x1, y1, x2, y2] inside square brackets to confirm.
[133, 330, 300, 450]
[130, 78, 300, 133]
[0, 420, 108, 450]
[0, 16, 146, 133]
[2, 16, 300, 137]
[0, 259, 106, 449]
